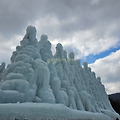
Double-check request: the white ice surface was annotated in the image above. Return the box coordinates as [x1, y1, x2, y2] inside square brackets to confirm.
[0, 103, 119, 120]
[0, 26, 119, 120]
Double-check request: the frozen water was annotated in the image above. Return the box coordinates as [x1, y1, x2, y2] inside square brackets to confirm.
[0, 25, 119, 119]
[0, 103, 119, 120]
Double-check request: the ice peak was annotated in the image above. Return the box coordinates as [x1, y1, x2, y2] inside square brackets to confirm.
[0, 26, 118, 119]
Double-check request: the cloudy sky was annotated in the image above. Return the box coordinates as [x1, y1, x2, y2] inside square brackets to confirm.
[0, 0, 120, 94]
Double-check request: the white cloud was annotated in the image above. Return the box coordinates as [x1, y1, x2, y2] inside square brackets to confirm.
[89, 50, 120, 94]
[0, 0, 120, 95]
[0, 34, 23, 64]
[105, 82, 120, 95]
[30, 12, 120, 59]
[0, 0, 120, 57]
[91, 0, 100, 5]
[49, 28, 119, 59]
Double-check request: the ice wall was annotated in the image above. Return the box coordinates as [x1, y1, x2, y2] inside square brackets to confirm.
[0, 26, 116, 114]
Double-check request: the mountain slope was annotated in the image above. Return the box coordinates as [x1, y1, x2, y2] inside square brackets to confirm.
[109, 93, 120, 115]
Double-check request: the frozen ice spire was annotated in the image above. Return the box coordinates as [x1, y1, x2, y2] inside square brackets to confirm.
[54, 43, 64, 59]
[68, 52, 74, 60]
[0, 26, 118, 119]
[39, 34, 53, 62]
[23, 25, 37, 42]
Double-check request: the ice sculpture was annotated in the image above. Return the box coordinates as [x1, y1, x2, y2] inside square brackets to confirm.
[39, 34, 53, 62]
[0, 25, 119, 120]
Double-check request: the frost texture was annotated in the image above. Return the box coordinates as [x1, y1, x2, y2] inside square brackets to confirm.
[0, 25, 119, 119]
[0, 103, 119, 120]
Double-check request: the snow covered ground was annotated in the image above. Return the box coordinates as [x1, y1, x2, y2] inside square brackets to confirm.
[0, 103, 119, 120]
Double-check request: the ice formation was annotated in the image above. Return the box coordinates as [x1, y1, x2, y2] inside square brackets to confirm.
[0, 25, 119, 120]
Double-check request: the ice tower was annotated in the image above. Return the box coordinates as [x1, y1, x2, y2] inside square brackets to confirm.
[0, 26, 119, 120]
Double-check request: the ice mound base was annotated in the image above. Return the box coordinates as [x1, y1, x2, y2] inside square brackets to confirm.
[0, 26, 119, 120]
[0, 103, 118, 120]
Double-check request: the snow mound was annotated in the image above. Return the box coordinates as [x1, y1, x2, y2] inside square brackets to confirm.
[0, 103, 118, 120]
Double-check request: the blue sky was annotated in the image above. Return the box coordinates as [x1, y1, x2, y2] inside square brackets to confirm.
[0, 0, 120, 94]
[86, 45, 120, 64]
